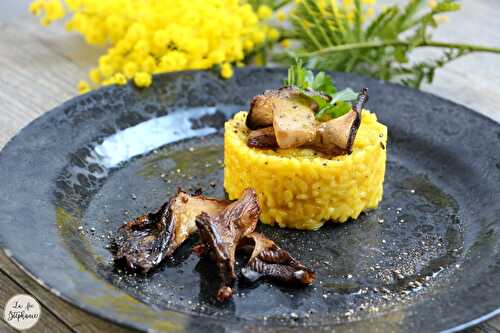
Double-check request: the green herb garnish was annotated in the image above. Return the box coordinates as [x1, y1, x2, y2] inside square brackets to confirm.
[284, 59, 358, 121]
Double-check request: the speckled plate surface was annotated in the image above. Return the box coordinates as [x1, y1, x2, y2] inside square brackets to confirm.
[0, 68, 499, 333]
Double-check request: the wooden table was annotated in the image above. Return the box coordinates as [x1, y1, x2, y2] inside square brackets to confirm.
[1, 1, 500, 332]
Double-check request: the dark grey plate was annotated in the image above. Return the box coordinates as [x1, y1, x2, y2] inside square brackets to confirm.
[0, 68, 499, 333]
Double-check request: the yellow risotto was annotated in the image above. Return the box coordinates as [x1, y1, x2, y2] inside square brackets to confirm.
[224, 111, 387, 230]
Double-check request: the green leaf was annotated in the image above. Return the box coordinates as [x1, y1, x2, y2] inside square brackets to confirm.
[285, 58, 337, 96]
[284, 57, 317, 89]
[284, 59, 359, 120]
[301, 90, 330, 109]
[304, 70, 315, 87]
[366, 6, 399, 39]
[394, 47, 409, 63]
[316, 101, 352, 120]
[398, 0, 426, 31]
[311, 71, 325, 89]
[315, 88, 358, 120]
[354, 0, 363, 41]
[433, 1, 460, 13]
[330, 88, 358, 104]
[311, 72, 336, 94]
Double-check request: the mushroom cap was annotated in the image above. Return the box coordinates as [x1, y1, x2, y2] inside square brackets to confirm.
[246, 86, 328, 130]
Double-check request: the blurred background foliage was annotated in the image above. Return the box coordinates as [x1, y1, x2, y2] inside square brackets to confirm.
[28, 0, 500, 91]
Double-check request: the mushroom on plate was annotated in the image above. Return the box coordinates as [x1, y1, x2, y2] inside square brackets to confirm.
[246, 88, 369, 156]
[240, 232, 315, 285]
[247, 127, 277, 149]
[194, 188, 260, 301]
[313, 88, 367, 155]
[246, 86, 329, 130]
[113, 190, 227, 273]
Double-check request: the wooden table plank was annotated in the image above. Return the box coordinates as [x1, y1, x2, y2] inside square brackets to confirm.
[0, 1, 499, 332]
[0, 269, 73, 333]
[0, 253, 136, 332]
[0, 317, 17, 333]
[466, 316, 500, 333]
[0, 19, 94, 146]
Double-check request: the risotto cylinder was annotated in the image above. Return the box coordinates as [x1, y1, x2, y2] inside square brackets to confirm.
[224, 111, 387, 230]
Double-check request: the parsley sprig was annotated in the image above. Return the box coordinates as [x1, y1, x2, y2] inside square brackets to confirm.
[284, 59, 358, 120]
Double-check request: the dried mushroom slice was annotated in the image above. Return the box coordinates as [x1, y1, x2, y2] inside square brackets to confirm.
[240, 232, 315, 285]
[113, 190, 227, 273]
[195, 188, 261, 301]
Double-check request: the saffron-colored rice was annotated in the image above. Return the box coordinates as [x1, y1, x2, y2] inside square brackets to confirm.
[224, 110, 387, 230]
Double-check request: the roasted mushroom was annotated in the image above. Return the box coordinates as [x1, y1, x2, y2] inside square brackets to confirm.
[245, 88, 369, 155]
[246, 86, 328, 130]
[246, 90, 277, 130]
[240, 232, 315, 285]
[273, 98, 317, 149]
[194, 188, 260, 301]
[247, 127, 277, 149]
[113, 190, 228, 273]
[313, 110, 360, 155]
[313, 88, 368, 155]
